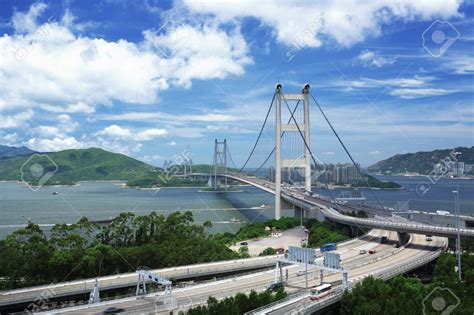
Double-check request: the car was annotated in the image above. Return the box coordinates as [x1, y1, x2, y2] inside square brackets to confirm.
[240, 241, 248, 246]
[297, 270, 307, 276]
[103, 307, 125, 314]
[266, 282, 283, 292]
[368, 249, 376, 254]
[359, 249, 367, 255]
[426, 235, 433, 241]
[275, 247, 285, 254]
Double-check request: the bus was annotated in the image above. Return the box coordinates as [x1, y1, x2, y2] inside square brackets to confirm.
[310, 283, 332, 300]
[320, 243, 337, 252]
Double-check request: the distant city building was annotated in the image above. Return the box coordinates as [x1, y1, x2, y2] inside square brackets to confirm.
[444, 161, 465, 177]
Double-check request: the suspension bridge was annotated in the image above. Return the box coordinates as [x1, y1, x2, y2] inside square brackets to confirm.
[200, 83, 474, 241]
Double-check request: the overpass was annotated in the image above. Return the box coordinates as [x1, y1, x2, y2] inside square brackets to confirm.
[0, 256, 277, 311]
[224, 173, 474, 239]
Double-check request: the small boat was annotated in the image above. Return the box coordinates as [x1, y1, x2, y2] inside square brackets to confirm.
[229, 216, 242, 223]
[260, 204, 270, 208]
[52, 192, 59, 195]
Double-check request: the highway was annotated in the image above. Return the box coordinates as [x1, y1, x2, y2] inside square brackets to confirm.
[0, 256, 277, 307]
[225, 174, 474, 238]
[44, 229, 446, 314]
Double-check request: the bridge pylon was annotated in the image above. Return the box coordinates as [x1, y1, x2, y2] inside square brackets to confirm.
[213, 139, 227, 190]
[274, 84, 312, 220]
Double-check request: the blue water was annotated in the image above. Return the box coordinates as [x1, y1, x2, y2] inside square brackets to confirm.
[317, 175, 474, 216]
[0, 176, 473, 238]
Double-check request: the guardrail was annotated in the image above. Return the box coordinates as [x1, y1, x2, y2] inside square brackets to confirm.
[293, 246, 446, 315]
[246, 242, 446, 315]
[226, 174, 474, 238]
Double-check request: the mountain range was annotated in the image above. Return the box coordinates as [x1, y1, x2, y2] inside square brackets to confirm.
[368, 146, 474, 175]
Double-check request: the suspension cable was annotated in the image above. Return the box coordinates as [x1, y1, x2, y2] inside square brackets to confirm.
[252, 100, 301, 175]
[309, 92, 387, 213]
[238, 93, 276, 173]
[280, 93, 342, 208]
[226, 146, 238, 171]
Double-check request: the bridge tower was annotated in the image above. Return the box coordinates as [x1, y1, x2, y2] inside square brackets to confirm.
[213, 139, 228, 190]
[275, 84, 312, 220]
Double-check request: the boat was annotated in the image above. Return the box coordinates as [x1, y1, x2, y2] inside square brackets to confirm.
[52, 191, 59, 195]
[260, 204, 270, 208]
[229, 216, 242, 223]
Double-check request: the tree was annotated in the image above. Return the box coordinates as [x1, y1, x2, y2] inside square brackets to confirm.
[238, 246, 250, 258]
[259, 247, 277, 256]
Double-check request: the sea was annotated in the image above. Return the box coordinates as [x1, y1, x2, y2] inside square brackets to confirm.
[0, 175, 472, 239]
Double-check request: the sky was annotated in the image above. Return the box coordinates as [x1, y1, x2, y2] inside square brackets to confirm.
[0, 0, 473, 167]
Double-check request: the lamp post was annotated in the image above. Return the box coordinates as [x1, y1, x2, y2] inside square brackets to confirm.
[452, 151, 462, 280]
[452, 190, 461, 280]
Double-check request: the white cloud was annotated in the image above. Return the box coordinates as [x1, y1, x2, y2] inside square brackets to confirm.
[26, 136, 84, 152]
[443, 55, 474, 74]
[1, 132, 18, 144]
[339, 75, 435, 89]
[12, 2, 47, 33]
[0, 3, 252, 116]
[41, 101, 95, 114]
[183, 0, 462, 48]
[97, 125, 168, 141]
[357, 50, 396, 68]
[0, 110, 34, 129]
[390, 88, 457, 99]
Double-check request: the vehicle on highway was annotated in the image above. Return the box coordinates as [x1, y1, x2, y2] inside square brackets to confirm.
[240, 241, 248, 246]
[275, 247, 285, 254]
[266, 282, 283, 292]
[103, 307, 125, 314]
[369, 249, 377, 254]
[297, 270, 307, 276]
[359, 249, 367, 255]
[320, 243, 337, 252]
[310, 283, 332, 300]
[381, 236, 388, 244]
[426, 235, 433, 241]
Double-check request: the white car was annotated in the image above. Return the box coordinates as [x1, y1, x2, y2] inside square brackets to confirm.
[297, 270, 307, 276]
[359, 249, 367, 255]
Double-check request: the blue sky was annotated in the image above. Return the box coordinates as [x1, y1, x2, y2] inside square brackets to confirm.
[0, 0, 472, 167]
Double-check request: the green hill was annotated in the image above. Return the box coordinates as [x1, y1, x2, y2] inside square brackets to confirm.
[368, 146, 474, 175]
[0, 147, 159, 185]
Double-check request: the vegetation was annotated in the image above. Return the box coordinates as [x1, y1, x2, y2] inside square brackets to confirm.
[306, 219, 351, 247]
[126, 176, 207, 188]
[0, 144, 35, 158]
[341, 251, 474, 314]
[187, 288, 287, 315]
[368, 146, 474, 175]
[0, 212, 239, 289]
[351, 174, 401, 189]
[215, 217, 300, 244]
[0, 147, 159, 185]
[259, 247, 277, 256]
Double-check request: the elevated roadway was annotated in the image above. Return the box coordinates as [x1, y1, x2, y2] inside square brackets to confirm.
[45, 229, 446, 314]
[224, 174, 474, 239]
[0, 256, 277, 308]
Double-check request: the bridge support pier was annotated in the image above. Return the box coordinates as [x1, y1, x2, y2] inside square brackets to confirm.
[397, 232, 409, 246]
[294, 206, 304, 221]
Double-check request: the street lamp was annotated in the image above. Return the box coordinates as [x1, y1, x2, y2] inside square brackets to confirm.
[452, 190, 461, 280]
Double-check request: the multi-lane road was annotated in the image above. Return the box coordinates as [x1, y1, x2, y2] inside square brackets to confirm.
[46, 229, 446, 314]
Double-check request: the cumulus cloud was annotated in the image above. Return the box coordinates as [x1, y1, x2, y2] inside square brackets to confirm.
[390, 88, 457, 99]
[0, 3, 252, 116]
[97, 125, 168, 141]
[182, 0, 462, 48]
[357, 50, 396, 68]
[27, 136, 84, 152]
[0, 110, 34, 129]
